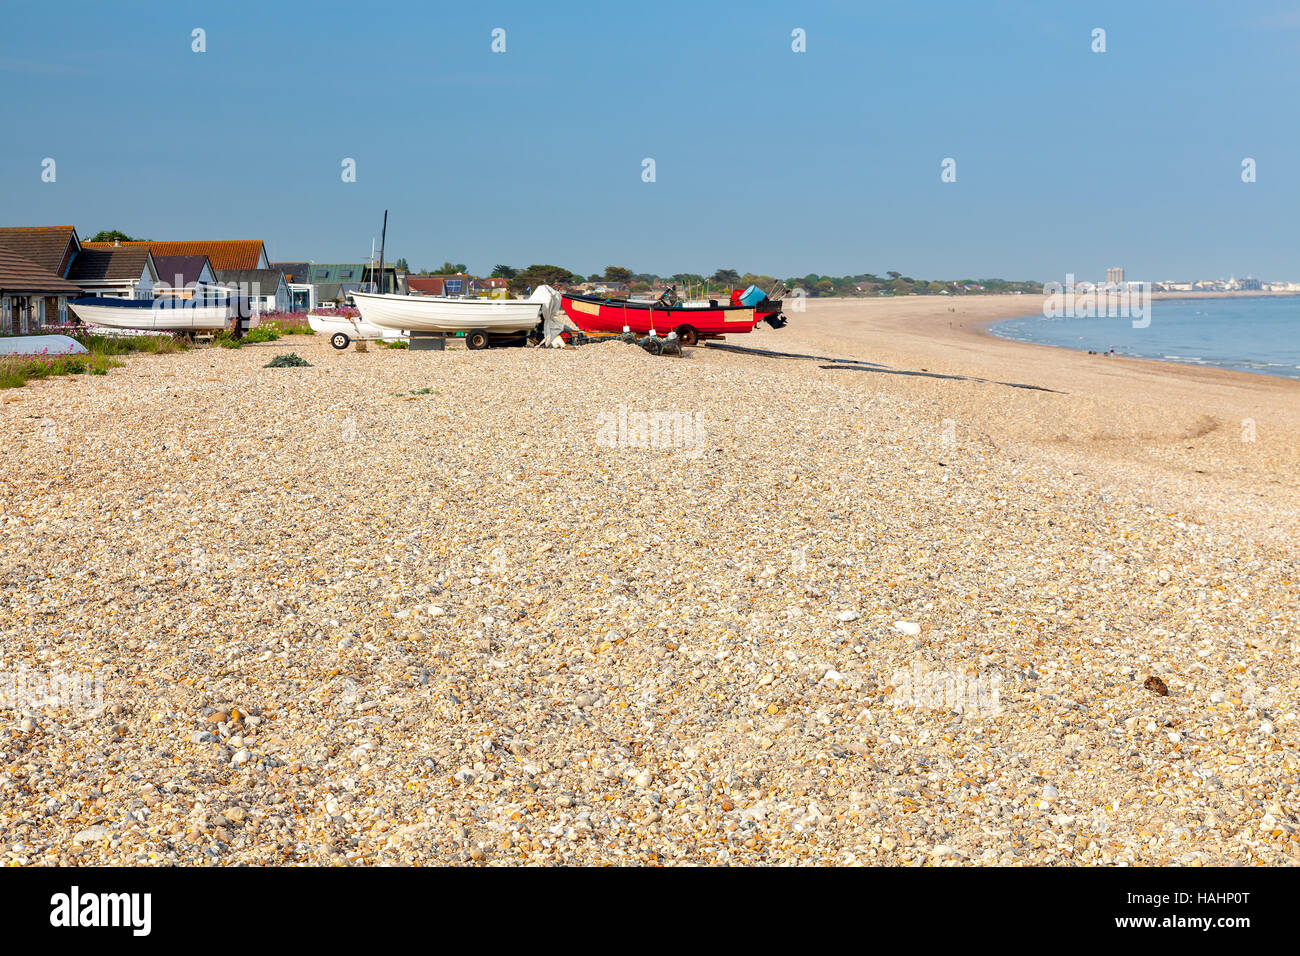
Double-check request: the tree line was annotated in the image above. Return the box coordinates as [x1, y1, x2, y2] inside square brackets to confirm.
[420, 264, 1046, 297]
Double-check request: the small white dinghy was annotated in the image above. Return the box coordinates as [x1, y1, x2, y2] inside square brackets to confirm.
[307, 311, 406, 350]
[0, 335, 89, 356]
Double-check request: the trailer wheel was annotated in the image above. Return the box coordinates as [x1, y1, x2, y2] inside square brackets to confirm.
[674, 324, 699, 347]
[330, 332, 351, 350]
[466, 329, 491, 350]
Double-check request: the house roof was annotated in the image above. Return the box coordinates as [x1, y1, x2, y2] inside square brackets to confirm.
[152, 255, 213, 288]
[68, 247, 156, 282]
[270, 261, 311, 283]
[408, 273, 476, 295]
[83, 239, 266, 271]
[406, 276, 448, 294]
[0, 226, 80, 276]
[304, 263, 368, 283]
[0, 246, 86, 295]
[214, 269, 287, 292]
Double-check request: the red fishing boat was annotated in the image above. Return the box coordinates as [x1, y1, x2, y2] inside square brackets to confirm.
[559, 283, 788, 346]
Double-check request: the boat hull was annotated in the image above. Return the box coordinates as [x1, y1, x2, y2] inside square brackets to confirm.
[68, 298, 243, 332]
[350, 291, 543, 333]
[307, 313, 405, 341]
[560, 293, 783, 339]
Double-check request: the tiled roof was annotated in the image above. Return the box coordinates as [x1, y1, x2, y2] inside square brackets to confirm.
[408, 274, 477, 295]
[0, 246, 85, 295]
[270, 261, 310, 283]
[83, 239, 265, 271]
[406, 276, 447, 294]
[214, 269, 286, 292]
[0, 226, 79, 275]
[152, 255, 212, 288]
[68, 247, 154, 282]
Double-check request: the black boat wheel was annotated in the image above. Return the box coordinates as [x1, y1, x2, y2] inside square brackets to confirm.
[330, 332, 350, 350]
[674, 324, 699, 347]
[466, 329, 491, 350]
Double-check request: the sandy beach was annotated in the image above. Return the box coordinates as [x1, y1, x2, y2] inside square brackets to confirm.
[1, 295, 1297, 866]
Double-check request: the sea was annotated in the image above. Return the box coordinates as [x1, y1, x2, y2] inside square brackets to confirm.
[989, 296, 1300, 380]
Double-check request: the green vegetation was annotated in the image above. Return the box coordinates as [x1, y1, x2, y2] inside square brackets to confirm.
[507, 264, 584, 294]
[72, 332, 186, 355]
[0, 329, 189, 389]
[240, 326, 281, 344]
[264, 353, 312, 368]
[383, 339, 409, 349]
[0, 352, 121, 388]
[85, 229, 146, 243]
[259, 314, 314, 335]
[486, 261, 1042, 298]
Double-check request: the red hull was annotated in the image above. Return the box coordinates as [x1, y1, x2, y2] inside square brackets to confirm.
[561, 293, 780, 340]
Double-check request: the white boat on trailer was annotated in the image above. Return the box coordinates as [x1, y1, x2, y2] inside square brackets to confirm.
[349, 289, 558, 350]
[67, 295, 258, 337]
[307, 311, 406, 350]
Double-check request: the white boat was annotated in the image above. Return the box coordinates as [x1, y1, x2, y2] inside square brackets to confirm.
[350, 286, 569, 349]
[67, 296, 256, 334]
[307, 311, 406, 350]
[0, 334, 88, 357]
[348, 290, 550, 346]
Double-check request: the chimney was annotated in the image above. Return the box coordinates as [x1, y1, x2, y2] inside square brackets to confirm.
[114, 239, 120, 246]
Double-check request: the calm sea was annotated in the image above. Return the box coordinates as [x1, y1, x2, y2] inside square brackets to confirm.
[990, 296, 1300, 379]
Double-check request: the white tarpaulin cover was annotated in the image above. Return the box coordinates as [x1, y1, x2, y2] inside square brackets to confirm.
[527, 284, 573, 346]
[0, 335, 89, 356]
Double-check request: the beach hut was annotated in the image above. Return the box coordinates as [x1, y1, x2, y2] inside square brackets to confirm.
[67, 246, 159, 299]
[214, 268, 291, 314]
[0, 246, 87, 333]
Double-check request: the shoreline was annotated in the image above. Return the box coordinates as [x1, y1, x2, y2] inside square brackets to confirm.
[762, 293, 1299, 542]
[973, 291, 1299, 383]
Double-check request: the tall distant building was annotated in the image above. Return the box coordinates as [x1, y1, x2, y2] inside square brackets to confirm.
[1105, 266, 1125, 286]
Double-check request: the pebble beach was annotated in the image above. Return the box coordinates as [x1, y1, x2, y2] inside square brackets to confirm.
[2, 293, 1297, 866]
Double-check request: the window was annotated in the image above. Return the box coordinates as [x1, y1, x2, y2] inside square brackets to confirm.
[339, 269, 353, 279]
[314, 269, 328, 278]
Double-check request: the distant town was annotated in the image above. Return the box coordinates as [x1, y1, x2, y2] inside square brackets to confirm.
[1101, 267, 1298, 293]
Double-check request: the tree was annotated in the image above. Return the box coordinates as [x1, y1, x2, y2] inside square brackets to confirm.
[509, 264, 580, 293]
[435, 261, 467, 275]
[87, 229, 144, 243]
[886, 270, 902, 280]
[393, 257, 410, 272]
[711, 268, 740, 285]
[603, 265, 633, 283]
[490, 264, 517, 279]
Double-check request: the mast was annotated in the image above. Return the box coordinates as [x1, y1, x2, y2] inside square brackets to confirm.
[377, 210, 388, 294]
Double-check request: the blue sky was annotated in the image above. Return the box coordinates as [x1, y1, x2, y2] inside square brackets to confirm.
[2, 0, 1298, 281]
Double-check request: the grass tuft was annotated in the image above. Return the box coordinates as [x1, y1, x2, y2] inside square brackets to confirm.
[264, 352, 312, 368]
